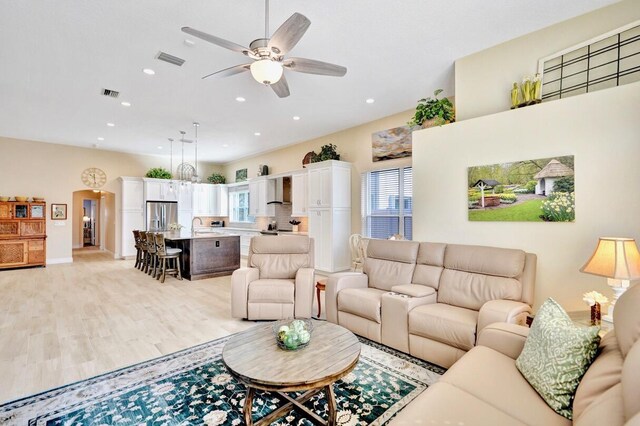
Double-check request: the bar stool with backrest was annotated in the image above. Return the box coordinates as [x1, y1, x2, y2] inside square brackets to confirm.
[146, 232, 159, 278]
[154, 233, 182, 283]
[138, 230, 149, 272]
[132, 230, 143, 269]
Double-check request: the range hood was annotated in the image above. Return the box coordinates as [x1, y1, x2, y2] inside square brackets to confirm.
[267, 176, 291, 205]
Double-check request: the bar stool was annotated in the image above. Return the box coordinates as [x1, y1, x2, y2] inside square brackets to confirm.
[146, 232, 160, 278]
[139, 230, 149, 272]
[154, 233, 182, 283]
[132, 230, 144, 269]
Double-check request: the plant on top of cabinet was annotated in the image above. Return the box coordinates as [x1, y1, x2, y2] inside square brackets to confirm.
[145, 167, 172, 179]
[207, 172, 226, 184]
[407, 89, 455, 127]
[310, 144, 341, 163]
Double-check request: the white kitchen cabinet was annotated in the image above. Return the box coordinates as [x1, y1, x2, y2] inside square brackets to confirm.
[119, 177, 145, 258]
[143, 178, 178, 202]
[178, 183, 193, 210]
[306, 160, 352, 273]
[306, 160, 351, 209]
[291, 172, 308, 217]
[249, 177, 275, 217]
[192, 184, 229, 217]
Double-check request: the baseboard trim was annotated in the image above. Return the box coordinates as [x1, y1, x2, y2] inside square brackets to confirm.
[46, 257, 74, 265]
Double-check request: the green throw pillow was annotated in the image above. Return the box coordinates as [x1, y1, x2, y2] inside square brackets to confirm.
[515, 298, 600, 419]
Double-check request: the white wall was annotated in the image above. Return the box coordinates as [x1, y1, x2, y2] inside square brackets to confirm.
[412, 82, 640, 310]
[455, 0, 640, 121]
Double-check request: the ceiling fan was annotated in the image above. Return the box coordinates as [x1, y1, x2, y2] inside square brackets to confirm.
[182, 0, 347, 98]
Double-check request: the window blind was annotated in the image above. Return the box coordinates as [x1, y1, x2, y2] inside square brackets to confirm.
[362, 167, 412, 240]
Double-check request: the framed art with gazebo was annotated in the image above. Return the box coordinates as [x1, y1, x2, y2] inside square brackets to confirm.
[467, 155, 575, 222]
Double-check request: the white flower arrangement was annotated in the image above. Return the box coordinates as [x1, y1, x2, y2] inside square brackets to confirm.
[583, 291, 609, 306]
[168, 222, 183, 231]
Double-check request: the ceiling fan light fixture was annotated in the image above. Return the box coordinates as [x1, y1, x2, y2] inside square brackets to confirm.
[250, 59, 283, 85]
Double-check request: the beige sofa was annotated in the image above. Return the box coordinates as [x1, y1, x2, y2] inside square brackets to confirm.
[231, 236, 315, 320]
[390, 281, 640, 425]
[326, 239, 536, 367]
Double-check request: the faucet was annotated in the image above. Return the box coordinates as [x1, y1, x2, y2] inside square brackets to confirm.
[191, 217, 203, 232]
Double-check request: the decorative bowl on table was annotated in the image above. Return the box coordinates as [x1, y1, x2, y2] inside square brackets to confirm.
[33, 197, 45, 202]
[0, 197, 8, 202]
[272, 319, 313, 351]
[14, 196, 28, 202]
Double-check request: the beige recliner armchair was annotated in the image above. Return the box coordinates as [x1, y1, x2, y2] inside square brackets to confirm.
[231, 235, 315, 320]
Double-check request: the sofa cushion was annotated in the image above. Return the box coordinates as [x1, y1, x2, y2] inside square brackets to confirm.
[250, 254, 312, 279]
[391, 284, 436, 298]
[438, 269, 522, 311]
[573, 331, 623, 419]
[248, 279, 295, 303]
[411, 242, 446, 290]
[444, 244, 526, 278]
[409, 303, 478, 351]
[338, 287, 387, 323]
[440, 345, 570, 426]
[516, 298, 600, 419]
[364, 240, 419, 291]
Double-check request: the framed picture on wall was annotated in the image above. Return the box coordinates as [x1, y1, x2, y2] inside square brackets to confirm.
[51, 203, 67, 220]
[235, 168, 248, 182]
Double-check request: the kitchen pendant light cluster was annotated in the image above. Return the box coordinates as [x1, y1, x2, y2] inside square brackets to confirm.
[166, 122, 202, 189]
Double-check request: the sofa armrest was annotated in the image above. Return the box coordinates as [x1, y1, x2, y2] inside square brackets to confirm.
[478, 299, 531, 333]
[231, 267, 260, 319]
[477, 323, 530, 359]
[325, 272, 369, 324]
[381, 290, 437, 352]
[294, 268, 315, 318]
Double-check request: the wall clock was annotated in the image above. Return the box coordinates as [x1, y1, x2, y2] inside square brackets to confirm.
[81, 167, 107, 188]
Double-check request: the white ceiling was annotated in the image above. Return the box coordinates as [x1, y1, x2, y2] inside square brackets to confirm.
[0, 0, 617, 163]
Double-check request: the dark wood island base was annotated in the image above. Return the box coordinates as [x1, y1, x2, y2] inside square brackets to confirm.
[164, 232, 240, 280]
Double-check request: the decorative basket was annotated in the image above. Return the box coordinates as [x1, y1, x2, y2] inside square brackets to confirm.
[0, 197, 9, 202]
[14, 196, 28, 202]
[272, 319, 314, 351]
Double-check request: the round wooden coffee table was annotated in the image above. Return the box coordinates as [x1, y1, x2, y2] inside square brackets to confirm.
[222, 320, 361, 426]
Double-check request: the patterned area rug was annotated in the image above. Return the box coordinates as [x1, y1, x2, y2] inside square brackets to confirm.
[0, 334, 445, 425]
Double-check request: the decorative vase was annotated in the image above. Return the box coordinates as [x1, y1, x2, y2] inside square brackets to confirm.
[292, 225, 299, 232]
[591, 302, 601, 326]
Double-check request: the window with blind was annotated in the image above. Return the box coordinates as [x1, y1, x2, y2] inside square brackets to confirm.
[228, 185, 254, 223]
[361, 167, 412, 240]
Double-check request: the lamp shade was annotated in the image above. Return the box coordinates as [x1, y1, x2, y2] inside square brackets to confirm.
[580, 237, 640, 279]
[250, 59, 283, 85]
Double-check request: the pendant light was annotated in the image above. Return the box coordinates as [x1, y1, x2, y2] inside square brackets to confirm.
[168, 138, 175, 192]
[180, 130, 187, 186]
[192, 122, 200, 183]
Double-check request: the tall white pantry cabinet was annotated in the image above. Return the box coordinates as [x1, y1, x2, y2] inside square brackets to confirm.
[119, 177, 145, 258]
[306, 160, 351, 273]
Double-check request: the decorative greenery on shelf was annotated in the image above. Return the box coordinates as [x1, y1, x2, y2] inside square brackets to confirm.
[145, 167, 172, 179]
[207, 172, 226, 184]
[310, 143, 341, 163]
[407, 89, 455, 127]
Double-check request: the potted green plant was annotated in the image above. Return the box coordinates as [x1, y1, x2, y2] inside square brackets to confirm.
[310, 144, 341, 163]
[145, 167, 172, 179]
[207, 172, 226, 184]
[407, 89, 455, 127]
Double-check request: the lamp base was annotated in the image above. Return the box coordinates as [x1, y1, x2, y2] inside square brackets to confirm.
[603, 279, 631, 324]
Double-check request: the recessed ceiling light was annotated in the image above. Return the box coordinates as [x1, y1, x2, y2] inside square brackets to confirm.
[254, 132, 261, 136]
[184, 39, 195, 47]
[236, 97, 246, 102]
[143, 68, 155, 75]
[366, 98, 375, 104]
[223, 144, 229, 147]
[292, 116, 300, 121]
[106, 122, 115, 127]
[121, 101, 131, 107]
[157, 146, 163, 150]
[97, 137, 104, 141]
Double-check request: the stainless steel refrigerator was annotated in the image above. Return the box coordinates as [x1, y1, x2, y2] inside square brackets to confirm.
[146, 201, 178, 231]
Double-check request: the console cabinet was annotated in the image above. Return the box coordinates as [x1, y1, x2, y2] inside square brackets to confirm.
[0, 201, 47, 269]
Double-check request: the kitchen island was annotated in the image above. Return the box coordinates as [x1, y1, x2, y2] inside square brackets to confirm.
[163, 231, 240, 280]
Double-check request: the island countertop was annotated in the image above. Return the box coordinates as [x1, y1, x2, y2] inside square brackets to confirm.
[161, 230, 240, 241]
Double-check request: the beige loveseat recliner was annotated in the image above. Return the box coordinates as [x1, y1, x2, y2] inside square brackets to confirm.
[326, 239, 536, 367]
[231, 235, 315, 320]
[391, 279, 640, 425]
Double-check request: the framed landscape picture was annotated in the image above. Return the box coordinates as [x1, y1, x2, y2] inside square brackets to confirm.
[235, 168, 248, 182]
[468, 155, 575, 222]
[51, 203, 67, 220]
[371, 125, 418, 162]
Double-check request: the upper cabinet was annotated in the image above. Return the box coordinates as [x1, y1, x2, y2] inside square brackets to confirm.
[120, 177, 144, 211]
[192, 184, 228, 217]
[249, 177, 275, 217]
[291, 172, 308, 217]
[178, 183, 193, 211]
[143, 178, 178, 202]
[307, 160, 351, 209]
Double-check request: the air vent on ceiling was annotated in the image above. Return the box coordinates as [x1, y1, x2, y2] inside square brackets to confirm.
[156, 51, 186, 67]
[101, 88, 120, 98]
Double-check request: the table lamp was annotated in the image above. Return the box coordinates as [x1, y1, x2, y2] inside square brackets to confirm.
[580, 237, 640, 322]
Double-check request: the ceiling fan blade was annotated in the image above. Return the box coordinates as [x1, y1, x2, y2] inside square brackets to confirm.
[202, 63, 252, 80]
[267, 13, 311, 55]
[182, 27, 252, 55]
[283, 57, 347, 77]
[271, 74, 290, 98]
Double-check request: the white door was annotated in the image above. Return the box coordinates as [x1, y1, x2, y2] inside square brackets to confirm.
[121, 210, 144, 257]
[249, 180, 260, 216]
[291, 173, 308, 217]
[122, 179, 143, 210]
[309, 208, 331, 271]
[308, 167, 332, 208]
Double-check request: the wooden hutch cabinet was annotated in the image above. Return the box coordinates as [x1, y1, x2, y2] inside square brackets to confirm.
[0, 202, 47, 269]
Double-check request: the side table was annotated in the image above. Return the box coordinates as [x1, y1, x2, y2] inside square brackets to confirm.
[316, 279, 326, 318]
[527, 310, 613, 337]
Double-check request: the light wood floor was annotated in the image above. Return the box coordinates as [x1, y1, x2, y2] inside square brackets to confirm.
[0, 251, 326, 404]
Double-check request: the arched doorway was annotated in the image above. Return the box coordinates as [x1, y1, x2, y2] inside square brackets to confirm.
[72, 190, 116, 257]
